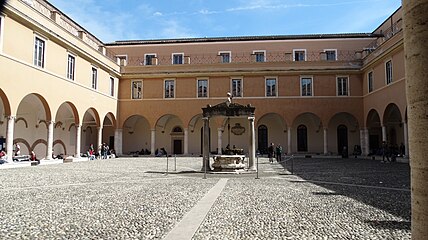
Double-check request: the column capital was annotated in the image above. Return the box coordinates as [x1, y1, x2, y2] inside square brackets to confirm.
[7, 115, 16, 121]
[248, 116, 255, 121]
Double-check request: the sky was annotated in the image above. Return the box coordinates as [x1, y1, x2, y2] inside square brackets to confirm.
[48, 0, 402, 43]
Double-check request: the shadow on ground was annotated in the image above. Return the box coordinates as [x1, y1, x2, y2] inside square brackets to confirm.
[279, 157, 411, 223]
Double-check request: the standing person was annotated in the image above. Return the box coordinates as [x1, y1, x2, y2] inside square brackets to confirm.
[276, 144, 283, 162]
[268, 143, 275, 163]
[381, 141, 390, 163]
[14, 143, 21, 156]
[399, 142, 405, 157]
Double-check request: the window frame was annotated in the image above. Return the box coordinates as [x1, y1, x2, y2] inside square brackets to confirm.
[253, 50, 266, 62]
[164, 79, 175, 99]
[110, 76, 115, 97]
[131, 80, 143, 100]
[231, 77, 243, 98]
[336, 76, 349, 96]
[385, 59, 393, 85]
[144, 53, 157, 65]
[91, 66, 98, 90]
[172, 53, 184, 65]
[197, 78, 209, 98]
[265, 77, 278, 97]
[116, 55, 128, 66]
[293, 49, 306, 61]
[324, 49, 337, 61]
[218, 51, 232, 63]
[66, 53, 76, 81]
[33, 35, 47, 68]
[300, 76, 313, 96]
[368, 71, 374, 93]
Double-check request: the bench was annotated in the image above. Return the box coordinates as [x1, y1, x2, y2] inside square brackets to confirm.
[13, 155, 30, 162]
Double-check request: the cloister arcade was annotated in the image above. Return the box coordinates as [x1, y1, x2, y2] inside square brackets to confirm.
[1, 87, 408, 160]
[0, 89, 117, 162]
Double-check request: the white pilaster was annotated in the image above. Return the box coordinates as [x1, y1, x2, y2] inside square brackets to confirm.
[323, 128, 328, 155]
[97, 126, 103, 156]
[364, 128, 370, 156]
[151, 129, 156, 156]
[287, 127, 292, 155]
[217, 128, 222, 154]
[184, 128, 189, 155]
[6, 116, 15, 162]
[75, 124, 81, 158]
[248, 116, 256, 170]
[202, 117, 210, 171]
[46, 121, 54, 160]
[114, 128, 123, 156]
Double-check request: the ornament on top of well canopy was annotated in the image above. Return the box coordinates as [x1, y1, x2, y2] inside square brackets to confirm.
[202, 92, 255, 118]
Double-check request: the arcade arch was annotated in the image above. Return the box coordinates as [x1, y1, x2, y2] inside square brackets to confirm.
[122, 115, 151, 155]
[256, 113, 287, 154]
[292, 113, 323, 153]
[327, 112, 360, 155]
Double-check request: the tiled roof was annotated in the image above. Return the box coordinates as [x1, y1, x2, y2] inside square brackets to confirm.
[105, 33, 380, 46]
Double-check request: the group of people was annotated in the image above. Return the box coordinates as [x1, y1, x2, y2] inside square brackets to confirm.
[87, 143, 116, 160]
[267, 143, 283, 163]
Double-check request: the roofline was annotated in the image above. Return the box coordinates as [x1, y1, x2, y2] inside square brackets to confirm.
[105, 33, 381, 46]
[372, 6, 402, 34]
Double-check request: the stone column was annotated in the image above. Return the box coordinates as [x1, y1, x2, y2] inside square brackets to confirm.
[403, 122, 409, 157]
[248, 116, 256, 170]
[381, 125, 387, 142]
[114, 128, 123, 156]
[202, 117, 210, 171]
[364, 128, 370, 156]
[360, 128, 369, 156]
[46, 121, 54, 160]
[287, 127, 292, 155]
[150, 129, 156, 156]
[97, 126, 103, 156]
[6, 116, 15, 162]
[75, 125, 81, 158]
[184, 128, 189, 155]
[323, 128, 328, 155]
[403, 1, 428, 238]
[217, 128, 222, 154]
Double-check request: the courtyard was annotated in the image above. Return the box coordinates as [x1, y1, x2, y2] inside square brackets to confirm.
[0, 157, 410, 239]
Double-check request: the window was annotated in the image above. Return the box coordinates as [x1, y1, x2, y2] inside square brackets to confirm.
[91, 67, 97, 89]
[165, 80, 175, 98]
[172, 53, 184, 64]
[132, 81, 142, 99]
[337, 76, 349, 96]
[197, 79, 208, 98]
[266, 78, 277, 97]
[253, 50, 265, 62]
[386, 60, 393, 84]
[145, 54, 156, 65]
[325, 49, 337, 61]
[301, 77, 312, 96]
[116, 55, 127, 66]
[110, 77, 115, 97]
[66, 54, 75, 80]
[231, 78, 242, 97]
[293, 49, 306, 61]
[219, 51, 231, 63]
[368, 71, 373, 93]
[34, 36, 45, 68]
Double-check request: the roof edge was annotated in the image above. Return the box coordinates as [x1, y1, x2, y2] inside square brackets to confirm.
[105, 33, 381, 46]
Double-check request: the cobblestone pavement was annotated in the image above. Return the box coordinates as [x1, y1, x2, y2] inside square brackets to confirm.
[0, 157, 411, 239]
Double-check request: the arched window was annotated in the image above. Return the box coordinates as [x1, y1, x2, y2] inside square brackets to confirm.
[172, 126, 183, 133]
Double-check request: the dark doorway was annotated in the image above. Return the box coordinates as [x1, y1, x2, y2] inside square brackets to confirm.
[258, 125, 268, 154]
[369, 134, 380, 154]
[337, 125, 348, 154]
[109, 136, 114, 150]
[297, 125, 308, 152]
[173, 139, 183, 154]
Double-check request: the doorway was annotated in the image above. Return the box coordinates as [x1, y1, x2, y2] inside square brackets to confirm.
[297, 125, 308, 152]
[337, 125, 348, 154]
